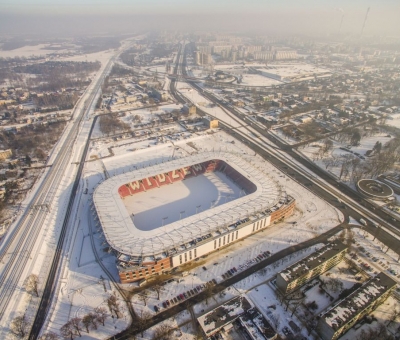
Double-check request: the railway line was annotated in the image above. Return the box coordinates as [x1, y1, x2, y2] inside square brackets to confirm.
[0, 51, 116, 337]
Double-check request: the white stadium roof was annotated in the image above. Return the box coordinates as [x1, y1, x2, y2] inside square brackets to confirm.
[93, 151, 283, 257]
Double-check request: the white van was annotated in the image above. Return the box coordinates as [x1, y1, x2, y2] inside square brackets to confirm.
[359, 218, 367, 226]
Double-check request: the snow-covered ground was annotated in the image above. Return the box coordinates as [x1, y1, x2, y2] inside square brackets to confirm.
[176, 82, 242, 128]
[298, 132, 394, 183]
[0, 43, 78, 58]
[71, 128, 340, 338]
[386, 112, 400, 129]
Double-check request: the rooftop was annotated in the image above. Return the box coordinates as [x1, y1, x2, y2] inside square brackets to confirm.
[93, 151, 284, 257]
[320, 272, 396, 330]
[197, 296, 252, 336]
[278, 242, 347, 283]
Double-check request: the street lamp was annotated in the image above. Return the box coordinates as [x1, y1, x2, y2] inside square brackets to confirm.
[180, 211, 185, 220]
[196, 205, 201, 214]
[162, 216, 168, 227]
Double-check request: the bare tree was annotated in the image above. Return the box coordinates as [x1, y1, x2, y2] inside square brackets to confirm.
[83, 312, 99, 332]
[106, 294, 120, 318]
[40, 331, 59, 340]
[138, 291, 150, 306]
[94, 306, 108, 326]
[69, 317, 82, 337]
[387, 308, 400, 327]
[10, 314, 28, 338]
[60, 321, 75, 340]
[153, 283, 163, 300]
[203, 285, 216, 305]
[152, 323, 173, 340]
[136, 310, 152, 337]
[25, 273, 39, 297]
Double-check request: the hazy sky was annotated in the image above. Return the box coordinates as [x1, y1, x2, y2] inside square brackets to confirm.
[0, 0, 399, 37]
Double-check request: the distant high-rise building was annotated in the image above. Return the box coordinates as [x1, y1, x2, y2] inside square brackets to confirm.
[195, 51, 212, 66]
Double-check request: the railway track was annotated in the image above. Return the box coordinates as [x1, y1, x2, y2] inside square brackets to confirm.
[0, 55, 114, 337]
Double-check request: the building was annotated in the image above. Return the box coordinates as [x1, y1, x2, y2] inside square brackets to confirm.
[317, 272, 396, 340]
[276, 242, 347, 294]
[202, 116, 218, 129]
[182, 104, 196, 115]
[0, 149, 12, 161]
[150, 88, 168, 102]
[93, 151, 295, 283]
[197, 296, 252, 338]
[356, 179, 394, 201]
[195, 51, 212, 66]
[239, 307, 278, 340]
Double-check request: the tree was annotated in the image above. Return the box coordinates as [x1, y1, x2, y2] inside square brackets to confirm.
[94, 306, 108, 326]
[60, 321, 75, 340]
[69, 317, 82, 337]
[10, 314, 28, 338]
[25, 273, 39, 297]
[350, 129, 361, 146]
[153, 283, 162, 300]
[40, 331, 59, 340]
[25, 154, 32, 167]
[106, 294, 120, 318]
[152, 323, 173, 340]
[203, 285, 216, 305]
[82, 313, 97, 333]
[321, 139, 333, 155]
[138, 291, 150, 306]
[136, 310, 152, 337]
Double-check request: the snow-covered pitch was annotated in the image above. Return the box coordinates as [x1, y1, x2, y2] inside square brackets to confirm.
[93, 150, 283, 258]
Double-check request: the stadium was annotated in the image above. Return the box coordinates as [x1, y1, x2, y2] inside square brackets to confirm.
[93, 151, 295, 283]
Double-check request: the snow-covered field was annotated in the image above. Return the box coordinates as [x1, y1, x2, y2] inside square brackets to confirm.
[124, 171, 244, 229]
[386, 113, 400, 129]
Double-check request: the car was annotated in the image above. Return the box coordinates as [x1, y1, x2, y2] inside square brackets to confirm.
[212, 279, 217, 285]
[203, 266, 207, 271]
[177, 295, 182, 301]
[165, 300, 170, 306]
[154, 306, 159, 312]
[173, 297, 178, 303]
[190, 289, 195, 295]
[162, 301, 167, 308]
[233, 267, 237, 272]
[222, 274, 226, 279]
[180, 294, 185, 300]
[197, 285, 202, 291]
[183, 292, 188, 298]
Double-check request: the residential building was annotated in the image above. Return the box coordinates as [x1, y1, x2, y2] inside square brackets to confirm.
[317, 272, 396, 340]
[276, 242, 347, 294]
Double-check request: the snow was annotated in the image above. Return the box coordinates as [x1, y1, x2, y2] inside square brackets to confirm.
[124, 171, 244, 230]
[93, 149, 282, 256]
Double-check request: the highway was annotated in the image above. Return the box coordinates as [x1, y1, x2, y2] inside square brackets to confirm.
[0, 49, 118, 337]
